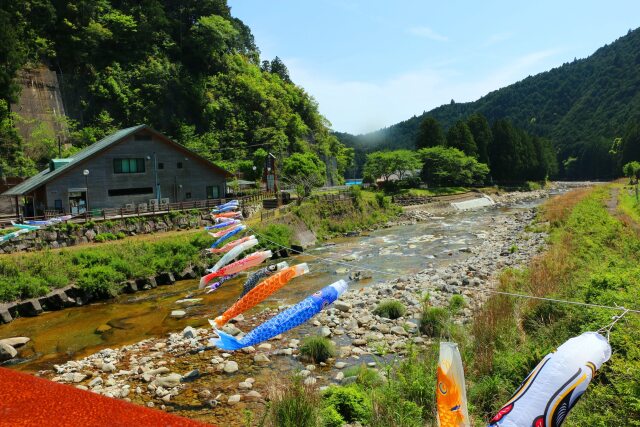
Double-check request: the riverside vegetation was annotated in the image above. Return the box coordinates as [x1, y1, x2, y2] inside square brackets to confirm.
[260, 186, 640, 426]
[0, 187, 398, 304]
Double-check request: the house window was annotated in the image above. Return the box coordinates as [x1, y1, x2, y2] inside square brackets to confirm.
[108, 187, 153, 196]
[185, 192, 192, 199]
[206, 185, 220, 199]
[177, 162, 183, 169]
[54, 199, 63, 210]
[158, 162, 164, 169]
[114, 158, 145, 174]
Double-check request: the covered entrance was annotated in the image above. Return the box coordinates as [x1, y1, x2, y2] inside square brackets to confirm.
[68, 189, 87, 215]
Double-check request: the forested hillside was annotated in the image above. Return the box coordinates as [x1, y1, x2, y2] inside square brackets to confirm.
[0, 1, 351, 182]
[340, 27, 640, 179]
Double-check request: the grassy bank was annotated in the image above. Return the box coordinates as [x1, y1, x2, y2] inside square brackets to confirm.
[464, 185, 640, 425]
[0, 188, 400, 303]
[291, 187, 401, 241]
[0, 230, 209, 302]
[260, 185, 640, 426]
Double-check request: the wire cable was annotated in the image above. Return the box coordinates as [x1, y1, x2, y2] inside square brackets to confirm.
[244, 224, 640, 315]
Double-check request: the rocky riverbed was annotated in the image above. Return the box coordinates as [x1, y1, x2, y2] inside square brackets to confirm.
[29, 189, 552, 426]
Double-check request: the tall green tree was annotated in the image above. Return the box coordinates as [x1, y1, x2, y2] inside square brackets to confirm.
[621, 120, 640, 166]
[415, 117, 445, 149]
[282, 152, 326, 197]
[446, 120, 477, 158]
[467, 113, 492, 165]
[363, 150, 420, 183]
[418, 146, 488, 186]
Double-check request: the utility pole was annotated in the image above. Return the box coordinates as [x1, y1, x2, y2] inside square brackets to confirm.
[154, 152, 161, 202]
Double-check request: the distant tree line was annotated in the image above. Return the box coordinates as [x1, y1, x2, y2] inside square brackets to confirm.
[337, 28, 640, 180]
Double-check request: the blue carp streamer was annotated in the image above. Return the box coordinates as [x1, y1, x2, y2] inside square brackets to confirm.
[210, 280, 348, 351]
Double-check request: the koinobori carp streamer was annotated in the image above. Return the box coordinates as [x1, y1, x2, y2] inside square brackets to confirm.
[205, 219, 240, 230]
[199, 250, 272, 288]
[213, 263, 309, 327]
[211, 280, 348, 351]
[238, 261, 289, 299]
[489, 332, 611, 427]
[210, 225, 246, 248]
[207, 237, 259, 273]
[207, 235, 256, 254]
[437, 342, 470, 427]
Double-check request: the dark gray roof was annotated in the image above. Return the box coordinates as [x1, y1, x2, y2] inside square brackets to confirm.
[2, 125, 233, 196]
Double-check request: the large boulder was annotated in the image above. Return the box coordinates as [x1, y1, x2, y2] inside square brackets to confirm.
[0, 337, 30, 348]
[0, 342, 17, 361]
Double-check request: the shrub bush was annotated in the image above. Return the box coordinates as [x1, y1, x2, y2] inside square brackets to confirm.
[342, 364, 383, 388]
[77, 265, 124, 297]
[419, 306, 449, 337]
[300, 336, 336, 364]
[370, 388, 423, 427]
[320, 406, 343, 427]
[323, 386, 370, 424]
[449, 294, 466, 313]
[373, 299, 406, 319]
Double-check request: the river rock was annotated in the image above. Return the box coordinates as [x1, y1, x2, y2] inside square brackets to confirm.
[335, 372, 345, 382]
[222, 324, 242, 336]
[320, 327, 331, 337]
[245, 390, 262, 402]
[391, 326, 409, 336]
[238, 381, 252, 390]
[182, 369, 200, 382]
[101, 363, 116, 373]
[156, 373, 182, 388]
[228, 394, 241, 405]
[89, 377, 103, 388]
[95, 324, 112, 334]
[170, 310, 186, 318]
[333, 301, 352, 312]
[223, 361, 239, 373]
[0, 342, 17, 361]
[257, 343, 272, 351]
[0, 337, 30, 348]
[335, 362, 347, 369]
[253, 354, 270, 364]
[182, 326, 198, 339]
[335, 268, 349, 275]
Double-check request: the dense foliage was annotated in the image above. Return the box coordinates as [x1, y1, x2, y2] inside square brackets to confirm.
[418, 146, 489, 186]
[339, 27, 640, 180]
[0, 1, 351, 178]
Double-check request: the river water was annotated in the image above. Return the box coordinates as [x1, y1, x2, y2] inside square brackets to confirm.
[1, 200, 542, 372]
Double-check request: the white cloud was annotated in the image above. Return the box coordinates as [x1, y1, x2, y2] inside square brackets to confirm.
[407, 26, 449, 42]
[286, 49, 562, 134]
[483, 32, 513, 47]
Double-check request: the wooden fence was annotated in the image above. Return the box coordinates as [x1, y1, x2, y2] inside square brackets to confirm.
[1, 192, 273, 228]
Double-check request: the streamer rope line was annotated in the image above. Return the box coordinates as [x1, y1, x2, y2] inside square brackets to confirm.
[244, 225, 640, 315]
[597, 308, 631, 340]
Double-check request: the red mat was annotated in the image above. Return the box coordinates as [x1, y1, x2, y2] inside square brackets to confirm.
[0, 367, 214, 426]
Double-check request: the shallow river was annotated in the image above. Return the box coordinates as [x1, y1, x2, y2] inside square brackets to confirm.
[1, 200, 541, 372]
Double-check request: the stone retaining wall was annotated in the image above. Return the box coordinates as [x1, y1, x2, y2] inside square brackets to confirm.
[0, 264, 208, 325]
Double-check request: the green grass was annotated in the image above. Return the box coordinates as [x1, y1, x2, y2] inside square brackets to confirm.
[372, 299, 407, 319]
[419, 306, 450, 337]
[466, 186, 640, 425]
[291, 188, 400, 241]
[299, 336, 336, 364]
[264, 376, 322, 427]
[0, 231, 210, 302]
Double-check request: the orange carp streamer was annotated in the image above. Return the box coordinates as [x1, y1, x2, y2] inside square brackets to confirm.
[436, 342, 470, 427]
[214, 263, 309, 327]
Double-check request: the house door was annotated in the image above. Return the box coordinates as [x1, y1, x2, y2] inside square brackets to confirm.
[68, 191, 87, 215]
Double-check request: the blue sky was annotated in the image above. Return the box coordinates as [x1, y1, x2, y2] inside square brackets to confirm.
[228, 0, 640, 134]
